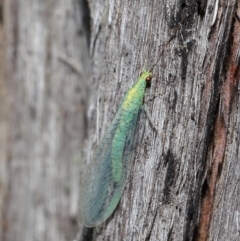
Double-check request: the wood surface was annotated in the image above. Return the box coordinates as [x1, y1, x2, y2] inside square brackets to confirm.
[0, 0, 239, 241]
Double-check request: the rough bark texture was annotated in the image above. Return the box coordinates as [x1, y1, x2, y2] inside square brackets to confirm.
[2, 0, 91, 241]
[1, 0, 240, 241]
[0, 0, 7, 239]
[81, 0, 240, 240]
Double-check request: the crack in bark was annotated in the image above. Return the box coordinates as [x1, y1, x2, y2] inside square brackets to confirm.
[194, 4, 240, 240]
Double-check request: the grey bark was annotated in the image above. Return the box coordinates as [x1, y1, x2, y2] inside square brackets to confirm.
[0, 1, 7, 239]
[2, 0, 90, 241]
[81, 0, 240, 240]
[1, 0, 240, 241]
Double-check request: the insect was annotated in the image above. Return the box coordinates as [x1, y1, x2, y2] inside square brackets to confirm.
[79, 14, 185, 226]
[79, 71, 153, 227]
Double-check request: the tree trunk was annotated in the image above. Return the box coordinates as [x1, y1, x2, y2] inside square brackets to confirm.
[80, 0, 240, 240]
[1, 0, 240, 241]
[2, 0, 90, 241]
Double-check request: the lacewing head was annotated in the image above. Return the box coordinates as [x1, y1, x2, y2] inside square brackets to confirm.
[140, 71, 152, 88]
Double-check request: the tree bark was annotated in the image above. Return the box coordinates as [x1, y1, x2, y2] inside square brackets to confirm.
[81, 0, 240, 240]
[2, 0, 90, 241]
[1, 0, 240, 241]
[0, 0, 7, 239]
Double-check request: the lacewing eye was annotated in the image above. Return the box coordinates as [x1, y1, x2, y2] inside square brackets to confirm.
[146, 75, 152, 88]
[146, 76, 152, 81]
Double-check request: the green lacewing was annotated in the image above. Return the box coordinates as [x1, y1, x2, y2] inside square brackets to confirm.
[78, 8, 189, 226]
[79, 71, 153, 227]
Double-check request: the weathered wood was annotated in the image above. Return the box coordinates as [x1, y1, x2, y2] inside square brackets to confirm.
[1, 0, 240, 240]
[3, 0, 90, 240]
[80, 0, 240, 240]
[0, 2, 7, 239]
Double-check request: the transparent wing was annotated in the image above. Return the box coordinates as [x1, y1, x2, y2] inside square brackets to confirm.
[79, 105, 140, 227]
